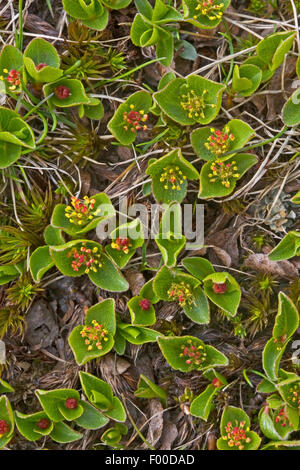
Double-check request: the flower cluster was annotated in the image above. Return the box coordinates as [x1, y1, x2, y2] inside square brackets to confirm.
[65, 398, 78, 409]
[111, 237, 132, 254]
[67, 243, 102, 274]
[0, 419, 9, 438]
[0, 68, 21, 91]
[139, 299, 151, 311]
[179, 339, 207, 367]
[212, 282, 227, 294]
[80, 319, 109, 352]
[287, 382, 300, 411]
[123, 104, 148, 133]
[55, 85, 71, 100]
[205, 126, 235, 156]
[212, 377, 222, 388]
[65, 196, 97, 226]
[208, 160, 240, 188]
[275, 407, 291, 428]
[167, 282, 195, 306]
[194, 0, 224, 20]
[36, 418, 50, 430]
[222, 420, 251, 450]
[180, 88, 215, 120]
[160, 166, 187, 191]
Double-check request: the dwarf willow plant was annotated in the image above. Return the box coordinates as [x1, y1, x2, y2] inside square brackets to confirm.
[0, 371, 128, 447]
[63, 0, 132, 31]
[146, 148, 199, 204]
[217, 406, 261, 450]
[158, 335, 228, 372]
[130, 0, 182, 66]
[127, 279, 160, 327]
[23, 38, 63, 84]
[153, 257, 241, 325]
[105, 218, 144, 268]
[253, 293, 300, 443]
[191, 118, 257, 198]
[0, 107, 35, 169]
[108, 91, 152, 145]
[153, 74, 225, 125]
[190, 369, 228, 421]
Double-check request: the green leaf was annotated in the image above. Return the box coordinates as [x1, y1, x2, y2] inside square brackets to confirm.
[29, 246, 54, 283]
[140, 279, 160, 304]
[256, 31, 296, 71]
[0, 378, 14, 394]
[232, 64, 262, 97]
[62, 0, 109, 31]
[134, 374, 167, 407]
[258, 407, 283, 441]
[182, 257, 215, 281]
[50, 421, 82, 443]
[117, 321, 162, 345]
[261, 440, 300, 450]
[282, 89, 300, 126]
[269, 232, 300, 260]
[156, 28, 174, 67]
[262, 293, 299, 381]
[191, 119, 255, 161]
[190, 384, 219, 421]
[257, 378, 277, 394]
[0, 265, 19, 285]
[183, 286, 210, 324]
[83, 99, 104, 120]
[79, 371, 113, 409]
[108, 91, 152, 145]
[155, 202, 186, 266]
[74, 400, 109, 430]
[0, 107, 35, 168]
[44, 225, 65, 246]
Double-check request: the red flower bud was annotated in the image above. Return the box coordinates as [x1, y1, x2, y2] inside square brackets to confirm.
[0, 419, 9, 435]
[212, 377, 222, 388]
[55, 85, 71, 100]
[139, 299, 151, 311]
[212, 282, 227, 294]
[65, 398, 78, 409]
[36, 418, 50, 430]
